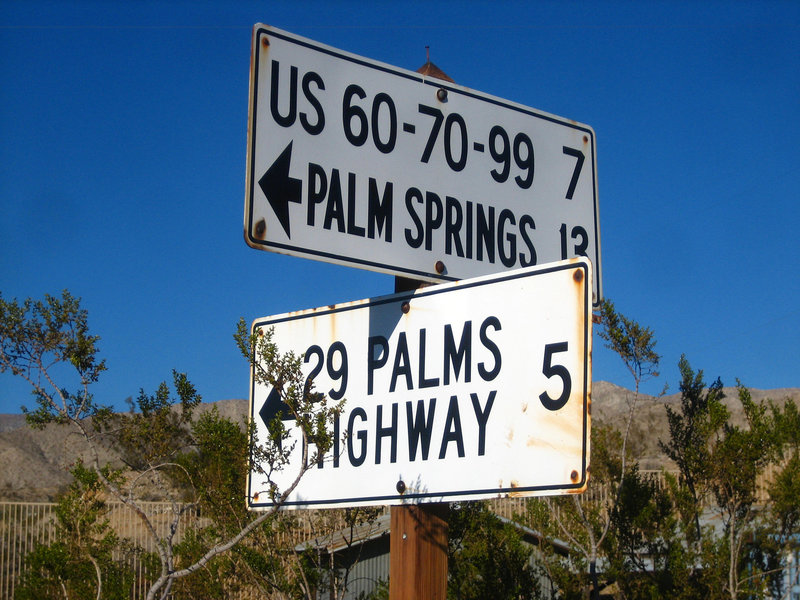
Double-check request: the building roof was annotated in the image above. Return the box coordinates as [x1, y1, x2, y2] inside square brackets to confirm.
[295, 512, 391, 553]
[416, 60, 454, 83]
[295, 509, 570, 556]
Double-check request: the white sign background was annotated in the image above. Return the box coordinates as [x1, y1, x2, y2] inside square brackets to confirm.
[247, 259, 592, 509]
[244, 25, 602, 306]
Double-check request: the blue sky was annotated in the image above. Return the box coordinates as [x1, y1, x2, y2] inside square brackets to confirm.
[1, 1, 798, 415]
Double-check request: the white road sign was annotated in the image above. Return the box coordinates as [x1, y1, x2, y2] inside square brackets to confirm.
[247, 258, 592, 509]
[244, 25, 602, 306]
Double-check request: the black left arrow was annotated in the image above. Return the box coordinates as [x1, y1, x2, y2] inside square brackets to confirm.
[259, 387, 292, 451]
[258, 141, 302, 238]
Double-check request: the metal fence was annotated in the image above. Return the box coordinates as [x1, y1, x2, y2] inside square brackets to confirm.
[1, 502, 57, 600]
[0, 468, 781, 599]
[0, 500, 206, 600]
[0, 499, 379, 599]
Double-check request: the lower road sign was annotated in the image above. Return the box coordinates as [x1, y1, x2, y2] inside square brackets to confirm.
[247, 259, 592, 509]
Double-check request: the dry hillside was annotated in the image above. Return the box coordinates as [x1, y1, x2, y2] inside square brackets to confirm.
[1, 384, 798, 501]
[592, 380, 800, 470]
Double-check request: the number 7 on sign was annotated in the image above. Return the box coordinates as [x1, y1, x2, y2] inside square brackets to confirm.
[562, 146, 585, 200]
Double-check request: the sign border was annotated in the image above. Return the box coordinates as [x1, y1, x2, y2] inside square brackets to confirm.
[247, 259, 591, 509]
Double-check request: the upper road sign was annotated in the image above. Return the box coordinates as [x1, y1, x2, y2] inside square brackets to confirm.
[247, 258, 592, 509]
[245, 25, 601, 306]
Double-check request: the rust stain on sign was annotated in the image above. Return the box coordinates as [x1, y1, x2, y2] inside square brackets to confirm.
[254, 218, 266, 239]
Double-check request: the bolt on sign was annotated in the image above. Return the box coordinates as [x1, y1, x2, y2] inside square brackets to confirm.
[247, 258, 592, 509]
[244, 24, 602, 307]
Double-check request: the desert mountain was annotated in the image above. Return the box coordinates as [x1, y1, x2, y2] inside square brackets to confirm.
[1, 385, 797, 501]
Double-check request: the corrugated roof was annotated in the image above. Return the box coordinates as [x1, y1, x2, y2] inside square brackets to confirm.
[296, 511, 570, 557]
[295, 512, 391, 553]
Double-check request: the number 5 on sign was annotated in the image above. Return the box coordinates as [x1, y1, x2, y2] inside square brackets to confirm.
[540, 342, 572, 411]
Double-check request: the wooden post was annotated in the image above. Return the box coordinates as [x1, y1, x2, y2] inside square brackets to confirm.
[391, 276, 450, 597]
[389, 503, 449, 600]
[391, 272, 450, 597]
[388, 53, 456, 600]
